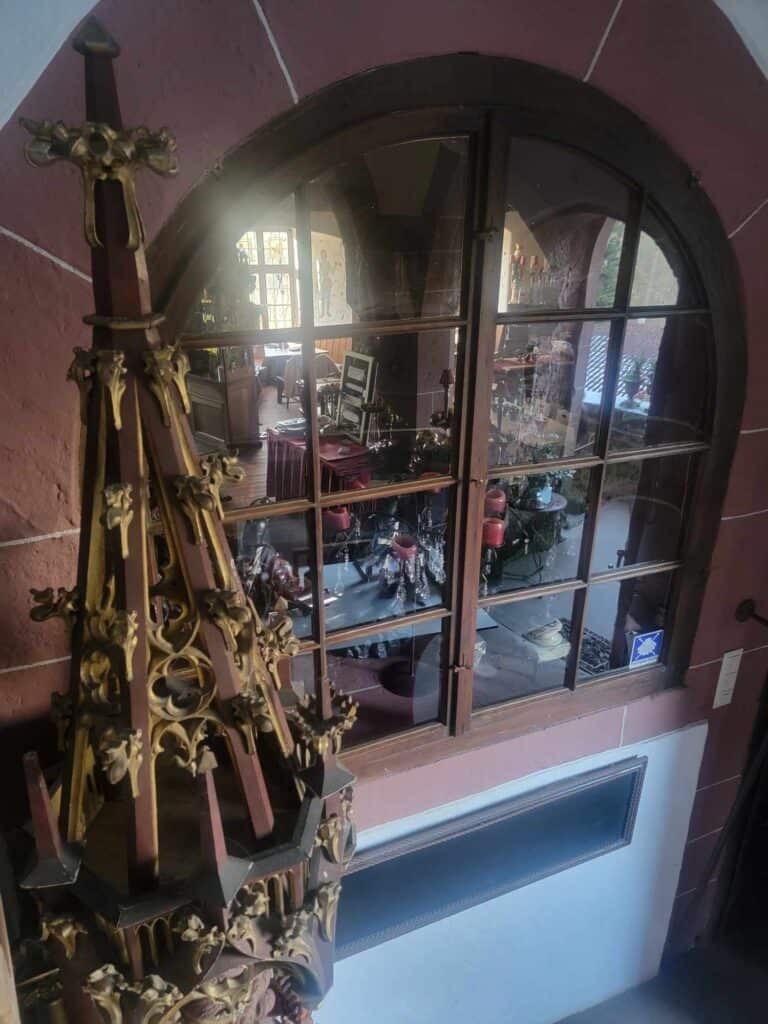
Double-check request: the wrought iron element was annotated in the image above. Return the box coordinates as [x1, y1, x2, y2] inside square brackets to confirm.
[96, 725, 143, 794]
[29, 585, 79, 626]
[103, 482, 134, 559]
[144, 343, 192, 427]
[20, 118, 178, 250]
[288, 686, 358, 767]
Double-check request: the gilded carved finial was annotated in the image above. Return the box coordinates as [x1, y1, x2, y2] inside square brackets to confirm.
[288, 686, 358, 767]
[103, 482, 134, 558]
[30, 585, 79, 626]
[173, 454, 243, 543]
[202, 589, 252, 654]
[96, 725, 143, 796]
[41, 913, 87, 960]
[144, 344, 191, 427]
[20, 118, 178, 250]
[173, 913, 225, 975]
[96, 350, 127, 430]
[80, 577, 139, 709]
[67, 346, 96, 423]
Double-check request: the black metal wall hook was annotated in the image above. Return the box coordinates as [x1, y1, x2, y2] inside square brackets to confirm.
[735, 599, 768, 628]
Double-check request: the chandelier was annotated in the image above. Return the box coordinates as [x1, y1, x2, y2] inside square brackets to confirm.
[14, 18, 356, 1024]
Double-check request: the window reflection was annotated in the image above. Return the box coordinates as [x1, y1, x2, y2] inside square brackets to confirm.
[630, 209, 698, 308]
[593, 456, 692, 573]
[328, 623, 444, 745]
[473, 591, 575, 708]
[499, 138, 631, 312]
[186, 195, 299, 335]
[322, 491, 449, 633]
[225, 512, 314, 640]
[489, 322, 605, 466]
[578, 572, 672, 679]
[609, 316, 710, 451]
[308, 137, 469, 324]
[480, 469, 590, 596]
[186, 344, 309, 509]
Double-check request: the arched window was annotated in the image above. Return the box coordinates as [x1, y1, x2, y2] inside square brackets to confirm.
[151, 57, 744, 769]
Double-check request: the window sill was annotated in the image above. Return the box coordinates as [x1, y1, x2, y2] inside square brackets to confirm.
[343, 665, 669, 784]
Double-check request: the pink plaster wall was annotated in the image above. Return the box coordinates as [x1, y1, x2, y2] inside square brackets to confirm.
[1, 0, 768, 947]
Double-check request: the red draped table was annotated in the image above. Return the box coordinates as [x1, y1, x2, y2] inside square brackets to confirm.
[267, 430, 372, 500]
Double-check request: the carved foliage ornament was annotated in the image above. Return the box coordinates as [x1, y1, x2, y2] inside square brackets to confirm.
[103, 483, 134, 559]
[96, 725, 143, 795]
[41, 913, 87, 960]
[21, 119, 178, 250]
[67, 347, 127, 429]
[288, 686, 358, 766]
[173, 454, 243, 545]
[144, 344, 191, 427]
[80, 576, 139, 711]
[30, 585, 79, 626]
[85, 964, 183, 1024]
[173, 913, 225, 975]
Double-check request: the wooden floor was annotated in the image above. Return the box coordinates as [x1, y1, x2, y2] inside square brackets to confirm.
[216, 384, 286, 510]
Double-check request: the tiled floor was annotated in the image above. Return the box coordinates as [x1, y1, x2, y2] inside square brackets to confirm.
[557, 945, 768, 1024]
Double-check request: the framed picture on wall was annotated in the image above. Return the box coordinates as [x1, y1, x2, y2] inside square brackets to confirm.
[336, 350, 376, 443]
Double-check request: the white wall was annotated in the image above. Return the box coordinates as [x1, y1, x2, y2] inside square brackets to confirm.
[318, 723, 707, 1024]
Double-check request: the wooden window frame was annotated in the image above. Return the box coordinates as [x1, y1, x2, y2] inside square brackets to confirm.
[149, 56, 745, 781]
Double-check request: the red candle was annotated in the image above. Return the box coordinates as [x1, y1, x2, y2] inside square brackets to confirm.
[485, 488, 507, 517]
[392, 533, 417, 560]
[419, 471, 444, 494]
[323, 506, 351, 532]
[482, 517, 505, 549]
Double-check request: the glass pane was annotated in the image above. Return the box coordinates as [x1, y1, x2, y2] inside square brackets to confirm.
[630, 209, 699, 308]
[322, 491, 450, 633]
[187, 344, 309, 508]
[578, 571, 673, 679]
[609, 316, 710, 452]
[473, 591, 575, 708]
[592, 456, 693, 573]
[285, 651, 316, 701]
[499, 138, 632, 313]
[480, 469, 591, 596]
[225, 512, 314, 640]
[308, 137, 469, 324]
[328, 621, 444, 744]
[317, 329, 460, 489]
[185, 195, 298, 335]
[489, 322, 607, 467]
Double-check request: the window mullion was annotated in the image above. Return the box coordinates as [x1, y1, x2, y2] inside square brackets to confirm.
[295, 185, 331, 718]
[450, 111, 510, 735]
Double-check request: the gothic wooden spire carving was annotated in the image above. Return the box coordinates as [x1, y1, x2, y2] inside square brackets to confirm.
[15, 17, 356, 1023]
